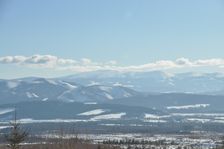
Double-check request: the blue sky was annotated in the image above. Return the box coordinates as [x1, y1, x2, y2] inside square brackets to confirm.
[0, 0, 224, 78]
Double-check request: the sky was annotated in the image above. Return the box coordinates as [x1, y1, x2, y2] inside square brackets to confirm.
[0, 0, 224, 79]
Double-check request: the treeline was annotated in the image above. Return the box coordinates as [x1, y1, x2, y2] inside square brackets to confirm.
[103, 139, 166, 146]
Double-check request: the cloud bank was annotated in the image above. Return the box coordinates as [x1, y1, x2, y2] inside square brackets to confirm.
[0, 55, 224, 73]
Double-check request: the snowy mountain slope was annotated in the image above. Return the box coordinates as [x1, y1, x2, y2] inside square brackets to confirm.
[107, 93, 224, 112]
[0, 78, 68, 104]
[0, 100, 161, 120]
[0, 78, 139, 104]
[60, 71, 224, 94]
[58, 85, 139, 102]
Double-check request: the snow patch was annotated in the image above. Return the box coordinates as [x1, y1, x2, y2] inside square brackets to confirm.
[7, 81, 19, 88]
[91, 113, 126, 120]
[0, 126, 11, 130]
[67, 100, 74, 103]
[32, 93, 39, 98]
[143, 119, 167, 123]
[46, 79, 58, 85]
[32, 80, 42, 84]
[78, 109, 105, 116]
[186, 118, 210, 123]
[213, 120, 224, 123]
[172, 113, 224, 117]
[100, 123, 124, 126]
[42, 98, 48, 101]
[167, 104, 210, 110]
[59, 81, 77, 89]
[26, 92, 39, 98]
[113, 82, 123, 86]
[0, 108, 14, 115]
[144, 114, 170, 119]
[87, 81, 100, 86]
[99, 86, 112, 92]
[113, 82, 134, 88]
[123, 92, 132, 98]
[104, 93, 114, 100]
[84, 102, 97, 105]
[215, 117, 224, 120]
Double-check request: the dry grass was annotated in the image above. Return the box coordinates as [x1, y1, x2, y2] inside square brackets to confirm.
[0, 138, 120, 149]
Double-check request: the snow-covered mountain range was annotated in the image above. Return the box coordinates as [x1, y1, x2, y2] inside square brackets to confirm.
[1, 71, 224, 133]
[60, 70, 224, 94]
[0, 77, 139, 104]
[1, 70, 224, 105]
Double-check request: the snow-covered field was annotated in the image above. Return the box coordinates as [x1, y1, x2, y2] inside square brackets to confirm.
[40, 133, 223, 149]
[1, 111, 224, 124]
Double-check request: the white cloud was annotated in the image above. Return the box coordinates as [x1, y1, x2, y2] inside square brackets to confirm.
[107, 60, 117, 65]
[0, 55, 224, 73]
[81, 58, 92, 64]
[176, 57, 192, 66]
[25, 55, 57, 64]
[0, 56, 26, 63]
[195, 59, 224, 66]
[0, 55, 77, 68]
[57, 59, 76, 65]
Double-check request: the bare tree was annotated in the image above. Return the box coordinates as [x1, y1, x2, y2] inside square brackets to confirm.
[5, 110, 28, 149]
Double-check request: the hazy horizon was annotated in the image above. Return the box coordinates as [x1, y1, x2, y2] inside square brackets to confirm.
[1, 0, 224, 78]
